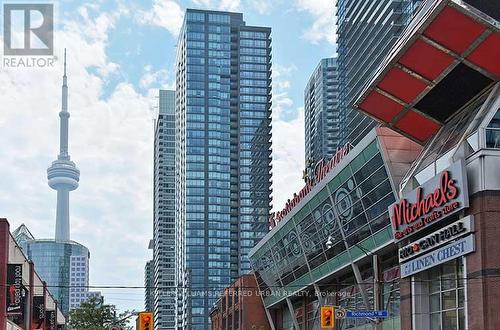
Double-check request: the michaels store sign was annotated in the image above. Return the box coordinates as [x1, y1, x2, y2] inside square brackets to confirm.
[389, 161, 469, 242]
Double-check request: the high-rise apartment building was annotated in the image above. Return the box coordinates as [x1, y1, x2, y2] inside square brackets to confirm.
[304, 58, 340, 163]
[145, 259, 154, 312]
[337, 0, 421, 146]
[152, 90, 177, 329]
[175, 9, 272, 329]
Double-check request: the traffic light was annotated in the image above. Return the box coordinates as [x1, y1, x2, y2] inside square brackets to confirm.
[138, 312, 153, 330]
[320, 306, 335, 329]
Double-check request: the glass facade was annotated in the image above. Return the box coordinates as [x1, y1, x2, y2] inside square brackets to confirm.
[20, 239, 90, 315]
[336, 0, 420, 147]
[304, 58, 340, 163]
[153, 90, 177, 329]
[176, 9, 272, 329]
[249, 133, 397, 308]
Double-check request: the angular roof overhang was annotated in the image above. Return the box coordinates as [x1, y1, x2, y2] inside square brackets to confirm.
[353, 0, 499, 145]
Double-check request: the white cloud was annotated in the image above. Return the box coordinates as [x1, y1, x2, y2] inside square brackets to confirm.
[295, 0, 336, 45]
[250, 0, 274, 15]
[138, 0, 184, 37]
[139, 65, 173, 90]
[269, 62, 305, 212]
[190, 0, 241, 11]
[271, 108, 305, 211]
[217, 0, 241, 11]
[271, 63, 297, 120]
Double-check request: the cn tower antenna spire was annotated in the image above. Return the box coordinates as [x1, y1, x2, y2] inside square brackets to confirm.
[47, 49, 80, 242]
[64, 48, 67, 76]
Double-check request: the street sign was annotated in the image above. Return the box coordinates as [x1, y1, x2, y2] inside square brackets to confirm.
[346, 310, 389, 318]
[335, 308, 346, 319]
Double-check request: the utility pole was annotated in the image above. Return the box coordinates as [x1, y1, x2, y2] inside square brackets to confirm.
[373, 255, 382, 330]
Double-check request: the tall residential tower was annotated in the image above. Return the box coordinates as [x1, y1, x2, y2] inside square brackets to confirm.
[152, 90, 177, 329]
[175, 9, 272, 329]
[337, 0, 421, 146]
[304, 58, 340, 163]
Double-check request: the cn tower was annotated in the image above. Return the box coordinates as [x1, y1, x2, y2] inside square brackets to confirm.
[47, 50, 80, 242]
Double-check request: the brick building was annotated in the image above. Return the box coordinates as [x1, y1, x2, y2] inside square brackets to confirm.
[210, 274, 270, 330]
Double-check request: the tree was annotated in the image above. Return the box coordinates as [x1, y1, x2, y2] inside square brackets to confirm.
[68, 297, 135, 330]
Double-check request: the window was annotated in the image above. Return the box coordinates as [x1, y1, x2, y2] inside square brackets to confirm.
[426, 259, 466, 330]
[486, 109, 500, 148]
[186, 12, 205, 22]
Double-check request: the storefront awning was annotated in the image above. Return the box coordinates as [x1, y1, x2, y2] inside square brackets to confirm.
[353, 0, 499, 144]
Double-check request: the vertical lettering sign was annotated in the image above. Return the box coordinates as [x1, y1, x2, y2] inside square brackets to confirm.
[389, 161, 469, 242]
[32, 296, 46, 330]
[45, 310, 57, 330]
[268, 143, 352, 229]
[6, 263, 26, 325]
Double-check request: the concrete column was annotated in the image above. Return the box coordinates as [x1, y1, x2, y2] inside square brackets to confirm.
[55, 189, 70, 241]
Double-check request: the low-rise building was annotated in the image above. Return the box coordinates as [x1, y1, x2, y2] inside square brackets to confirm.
[210, 274, 270, 330]
[1, 218, 66, 330]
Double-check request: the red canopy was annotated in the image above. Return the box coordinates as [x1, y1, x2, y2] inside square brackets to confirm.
[354, 0, 499, 144]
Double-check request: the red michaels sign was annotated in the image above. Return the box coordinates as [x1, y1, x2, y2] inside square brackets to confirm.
[268, 143, 352, 229]
[389, 161, 469, 242]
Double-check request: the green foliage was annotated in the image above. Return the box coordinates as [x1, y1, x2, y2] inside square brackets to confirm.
[67, 297, 134, 330]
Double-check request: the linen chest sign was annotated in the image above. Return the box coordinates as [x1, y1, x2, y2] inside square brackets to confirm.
[389, 161, 468, 242]
[401, 234, 475, 278]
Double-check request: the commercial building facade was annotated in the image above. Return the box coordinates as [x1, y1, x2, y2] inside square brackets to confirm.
[304, 58, 340, 163]
[153, 89, 177, 329]
[250, 127, 421, 329]
[337, 0, 421, 146]
[1, 218, 66, 330]
[249, 1, 499, 329]
[209, 274, 271, 330]
[353, 0, 499, 328]
[175, 9, 272, 329]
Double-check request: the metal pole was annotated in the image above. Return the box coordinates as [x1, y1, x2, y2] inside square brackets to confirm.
[373, 255, 382, 330]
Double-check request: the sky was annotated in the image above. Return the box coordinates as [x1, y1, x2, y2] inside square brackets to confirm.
[0, 0, 336, 312]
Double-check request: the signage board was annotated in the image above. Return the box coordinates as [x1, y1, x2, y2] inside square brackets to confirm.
[401, 234, 475, 278]
[399, 216, 474, 262]
[45, 310, 57, 330]
[346, 310, 389, 318]
[6, 263, 26, 326]
[269, 143, 352, 229]
[32, 296, 45, 330]
[389, 161, 469, 242]
[335, 308, 346, 319]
